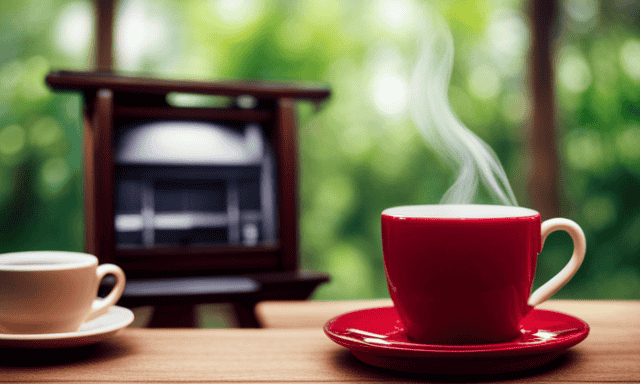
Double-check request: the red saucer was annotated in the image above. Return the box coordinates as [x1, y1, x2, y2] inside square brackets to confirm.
[324, 306, 589, 375]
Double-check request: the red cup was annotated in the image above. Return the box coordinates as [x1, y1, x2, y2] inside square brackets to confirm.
[381, 204, 586, 345]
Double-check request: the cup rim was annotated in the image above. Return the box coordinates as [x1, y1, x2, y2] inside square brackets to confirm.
[382, 204, 540, 219]
[0, 251, 98, 271]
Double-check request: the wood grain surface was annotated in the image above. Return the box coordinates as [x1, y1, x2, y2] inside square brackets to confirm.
[1, 300, 638, 383]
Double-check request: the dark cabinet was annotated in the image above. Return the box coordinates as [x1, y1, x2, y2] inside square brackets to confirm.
[46, 70, 331, 327]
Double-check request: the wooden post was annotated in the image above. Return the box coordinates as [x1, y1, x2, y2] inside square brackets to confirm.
[95, 0, 115, 71]
[92, 89, 115, 263]
[276, 98, 299, 271]
[529, 0, 560, 220]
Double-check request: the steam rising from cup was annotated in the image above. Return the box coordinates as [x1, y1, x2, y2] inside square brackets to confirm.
[410, 5, 518, 206]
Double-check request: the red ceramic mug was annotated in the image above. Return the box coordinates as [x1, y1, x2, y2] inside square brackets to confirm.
[381, 204, 586, 345]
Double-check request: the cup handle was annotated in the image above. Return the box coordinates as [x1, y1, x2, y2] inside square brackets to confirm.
[86, 264, 126, 321]
[528, 218, 586, 307]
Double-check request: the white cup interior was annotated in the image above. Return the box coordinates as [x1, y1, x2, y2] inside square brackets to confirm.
[0, 251, 97, 271]
[382, 204, 539, 219]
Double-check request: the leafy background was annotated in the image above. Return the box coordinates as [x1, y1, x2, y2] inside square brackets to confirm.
[1, 0, 639, 310]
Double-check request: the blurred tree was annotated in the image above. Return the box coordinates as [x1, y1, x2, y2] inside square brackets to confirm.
[0, 0, 638, 300]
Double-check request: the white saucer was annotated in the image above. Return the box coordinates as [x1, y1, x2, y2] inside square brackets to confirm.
[0, 306, 134, 349]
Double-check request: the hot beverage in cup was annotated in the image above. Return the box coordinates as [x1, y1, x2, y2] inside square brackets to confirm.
[0, 251, 126, 334]
[381, 204, 585, 345]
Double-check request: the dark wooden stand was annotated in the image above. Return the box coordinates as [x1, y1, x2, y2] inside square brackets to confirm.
[49, 71, 331, 327]
[99, 270, 329, 327]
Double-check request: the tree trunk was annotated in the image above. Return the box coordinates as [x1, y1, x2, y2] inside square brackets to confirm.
[529, 0, 561, 220]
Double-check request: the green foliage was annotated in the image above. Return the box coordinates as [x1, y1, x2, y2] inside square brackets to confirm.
[1, 0, 639, 300]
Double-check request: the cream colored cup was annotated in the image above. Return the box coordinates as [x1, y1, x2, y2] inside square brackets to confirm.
[0, 251, 125, 334]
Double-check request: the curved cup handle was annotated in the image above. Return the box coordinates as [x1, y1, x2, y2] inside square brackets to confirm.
[86, 264, 126, 321]
[528, 218, 586, 307]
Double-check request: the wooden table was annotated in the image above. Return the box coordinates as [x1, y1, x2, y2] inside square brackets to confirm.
[2, 300, 639, 383]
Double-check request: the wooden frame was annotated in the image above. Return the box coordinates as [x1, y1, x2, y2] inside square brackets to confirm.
[47, 70, 330, 280]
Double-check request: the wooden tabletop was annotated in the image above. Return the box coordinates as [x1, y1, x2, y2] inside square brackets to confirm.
[2, 300, 639, 383]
